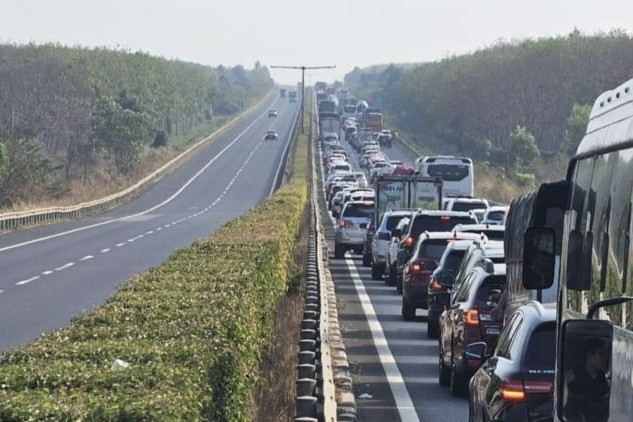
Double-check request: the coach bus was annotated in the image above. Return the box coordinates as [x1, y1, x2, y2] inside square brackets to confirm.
[416, 155, 474, 197]
[524, 77, 633, 421]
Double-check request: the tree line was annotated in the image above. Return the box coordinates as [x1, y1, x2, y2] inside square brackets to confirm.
[0, 43, 273, 207]
[344, 31, 633, 179]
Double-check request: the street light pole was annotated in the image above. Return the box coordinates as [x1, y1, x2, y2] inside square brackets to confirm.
[270, 65, 335, 134]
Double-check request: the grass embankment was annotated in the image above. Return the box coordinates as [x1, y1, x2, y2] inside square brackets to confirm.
[0, 134, 309, 420]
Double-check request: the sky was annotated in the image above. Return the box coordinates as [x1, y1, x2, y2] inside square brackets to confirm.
[1, 0, 632, 86]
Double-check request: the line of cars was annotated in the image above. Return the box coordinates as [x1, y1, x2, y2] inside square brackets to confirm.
[321, 128, 557, 421]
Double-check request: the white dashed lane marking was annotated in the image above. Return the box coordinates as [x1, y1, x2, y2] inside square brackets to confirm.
[80, 255, 94, 261]
[16, 276, 40, 286]
[55, 263, 74, 271]
[101, 248, 111, 253]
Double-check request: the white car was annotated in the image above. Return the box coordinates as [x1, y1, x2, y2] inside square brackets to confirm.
[481, 205, 509, 225]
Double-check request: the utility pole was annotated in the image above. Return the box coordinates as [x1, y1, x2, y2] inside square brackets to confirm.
[270, 65, 335, 134]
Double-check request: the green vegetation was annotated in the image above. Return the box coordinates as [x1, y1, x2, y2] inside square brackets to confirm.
[345, 31, 632, 185]
[0, 44, 274, 207]
[0, 136, 309, 421]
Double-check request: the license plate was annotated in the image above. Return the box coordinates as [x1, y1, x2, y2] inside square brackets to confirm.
[485, 327, 501, 336]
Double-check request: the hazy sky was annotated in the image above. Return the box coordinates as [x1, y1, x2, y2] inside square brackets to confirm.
[2, 0, 632, 85]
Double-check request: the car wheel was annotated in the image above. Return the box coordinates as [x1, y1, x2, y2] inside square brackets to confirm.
[438, 349, 450, 386]
[386, 263, 397, 286]
[401, 296, 415, 321]
[371, 262, 382, 280]
[427, 312, 439, 339]
[334, 244, 345, 259]
[362, 253, 371, 267]
[449, 363, 467, 397]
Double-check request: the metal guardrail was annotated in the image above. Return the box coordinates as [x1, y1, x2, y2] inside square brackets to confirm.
[0, 92, 275, 232]
[269, 98, 302, 196]
[295, 90, 356, 421]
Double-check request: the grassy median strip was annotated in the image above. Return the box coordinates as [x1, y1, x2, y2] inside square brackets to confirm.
[0, 135, 309, 421]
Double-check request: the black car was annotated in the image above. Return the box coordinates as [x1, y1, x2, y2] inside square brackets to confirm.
[467, 301, 556, 422]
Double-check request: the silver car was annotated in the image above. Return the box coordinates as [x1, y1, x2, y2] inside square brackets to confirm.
[370, 210, 416, 280]
[334, 200, 374, 259]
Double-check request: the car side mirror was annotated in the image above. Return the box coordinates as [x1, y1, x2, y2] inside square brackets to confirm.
[464, 342, 489, 368]
[558, 319, 613, 421]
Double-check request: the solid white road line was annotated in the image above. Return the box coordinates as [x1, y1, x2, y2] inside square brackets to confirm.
[345, 256, 420, 422]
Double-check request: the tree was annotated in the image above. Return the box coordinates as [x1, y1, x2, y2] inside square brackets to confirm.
[560, 103, 591, 157]
[507, 125, 540, 173]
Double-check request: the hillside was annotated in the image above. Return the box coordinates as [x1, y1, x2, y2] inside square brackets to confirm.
[344, 31, 633, 185]
[0, 43, 274, 209]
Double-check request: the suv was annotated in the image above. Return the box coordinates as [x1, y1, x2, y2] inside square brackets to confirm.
[401, 231, 482, 320]
[481, 205, 509, 225]
[467, 302, 556, 421]
[443, 197, 490, 213]
[427, 239, 482, 338]
[452, 223, 505, 241]
[395, 210, 478, 293]
[264, 130, 279, 141]
[334, 201, 374, 258]
[367, 210, 415, 280]
[451, 239, 505, 293]
[268, 109, 278, 118]
[385, 215, 412, 286]
[438, 263, 507, 396]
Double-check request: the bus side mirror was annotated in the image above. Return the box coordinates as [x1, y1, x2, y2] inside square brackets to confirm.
[522, 227, 555, 290]
[558, 319, 613, 421]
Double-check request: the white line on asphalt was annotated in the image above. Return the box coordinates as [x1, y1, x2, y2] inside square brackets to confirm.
[116, 242, 126, 247]
[146, 230, 154, 235]
[128, 235, 144, 242]
[0, 290, 4, 294]
[80, 255, 94, 261]
[42, 270, 54, 275]
[16, 276, 40, 286]
[55, 263, 74, 271]
[345, 256, 420, 422]
[101, 248, 111, 253]
[0, 106, 272, 253]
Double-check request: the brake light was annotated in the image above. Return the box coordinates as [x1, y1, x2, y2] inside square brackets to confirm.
[499, 380, 526, 403]
[376, 232, 391, 241]
[339, 219, 352, 228]
[411, 261, 422, 273]
[464, 309, 479, 327]
[403, 236, 413, 247]
[441, 216, 451, 220]
[430, 279, 442, 291]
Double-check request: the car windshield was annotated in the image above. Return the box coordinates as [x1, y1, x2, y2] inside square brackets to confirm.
[343, 203, 374, 219]
[443, 250, 466, 272]
[385, 215, 409, 231]
[486, 211, 505, 222]
[452, 202, 487, 212]
[410, 215, 477, 237]
[522, 322, 556, 371]
[417, 239, 450, 260]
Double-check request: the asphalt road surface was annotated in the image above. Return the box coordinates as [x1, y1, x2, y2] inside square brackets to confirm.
[0, 94, 298, 353]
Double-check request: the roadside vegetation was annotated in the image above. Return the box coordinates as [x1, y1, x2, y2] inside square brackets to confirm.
[345, 31, 633, 194]
[0, 130, 309, 421]
[0, 43, 274, 211]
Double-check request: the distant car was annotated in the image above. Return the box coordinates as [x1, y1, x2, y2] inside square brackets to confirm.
[481, 205, 509, 225]
[264, 130, 279, 140]
[467, 301, 556, 422]
[452, 223, 505, 241]
[268, 109, 278, 117]
[367, 210, 415, 279]
[334, 200, 375, 259]
[443, 197, 490, 213]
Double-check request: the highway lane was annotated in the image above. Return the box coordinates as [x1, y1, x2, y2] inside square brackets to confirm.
[320, 137, 469, 421]
[0, 93, 299, 352]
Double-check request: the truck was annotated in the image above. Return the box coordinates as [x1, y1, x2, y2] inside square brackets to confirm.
[373, 175, 443, 227]
[288, 90, 298, 102]
[318, 96, 339, 118]
[364, 111, 383, 133]
[319, 114, 341, 142]
[279, 88, 287, 98]
[503, 180, 566, 319]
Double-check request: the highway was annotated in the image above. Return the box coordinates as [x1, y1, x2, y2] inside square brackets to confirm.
[319, 139, 469, 421]
[0, 94, 299, 353]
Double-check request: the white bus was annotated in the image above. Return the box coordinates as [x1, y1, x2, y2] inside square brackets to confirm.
[416, 155, 474, 197]
[524, 77, 633, 421]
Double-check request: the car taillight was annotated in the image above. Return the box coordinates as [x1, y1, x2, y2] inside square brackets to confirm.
[410, 261, 422, 273]
[499, 380, 526, 403]
[403, 236, 413, 247]
[339, 219, 350, 228]
[430, 279, 442, 291]
[376, 232, 391, 241]
[464, 309, 479, 327]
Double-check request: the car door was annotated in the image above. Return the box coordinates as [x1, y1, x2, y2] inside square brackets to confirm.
[441, 271, 474, 363]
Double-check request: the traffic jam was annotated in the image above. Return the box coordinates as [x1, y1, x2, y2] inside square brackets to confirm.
[316, 83, 557, 421]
